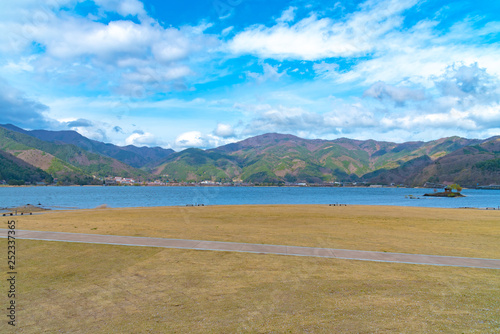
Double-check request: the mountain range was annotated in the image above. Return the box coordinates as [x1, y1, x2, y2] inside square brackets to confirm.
[0, 124, 499, 187]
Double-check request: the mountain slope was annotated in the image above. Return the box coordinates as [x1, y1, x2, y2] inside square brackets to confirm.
[1, 124, 174, 168]
[2, 123, 496, 186]
[409, 136, 500, 187]
[149, 133, 482, 184]
[361, 155, 434, 185]
[151, 148, 241, 182]
[0, 126, 147, 181]
[0, 149, 53, 185]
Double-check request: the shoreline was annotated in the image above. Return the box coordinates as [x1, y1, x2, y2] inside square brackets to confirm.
[1, 184, 496, 189]
[3, 203, 499, 215]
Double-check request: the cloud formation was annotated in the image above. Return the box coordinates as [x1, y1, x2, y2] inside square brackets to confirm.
[214, 123, 235, 138]
[435, 63, 499, 102]
[173, 130, 236, 150]
[230, 63, 500, 142]
[235, 103, 377, 139]
[1, 0, 218, 97]
[94, 0, 148, 19]
[363, 63, 500, 136]
[363, 82, 426, 106]
[65, 119, 94, 128]
[228, 0, 418, 60]
[0, 0, 499, 148]
[246, 63, 287, 83]
[0, 80, 52, 129]
[125, 131, 162, 146]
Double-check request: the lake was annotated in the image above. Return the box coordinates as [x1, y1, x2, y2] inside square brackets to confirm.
[1, 186, 499, 210]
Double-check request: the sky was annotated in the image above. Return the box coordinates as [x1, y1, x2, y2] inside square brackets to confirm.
[0, 0, 499, 150]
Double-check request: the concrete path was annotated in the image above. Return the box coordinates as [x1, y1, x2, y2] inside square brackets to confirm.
[2, 229, 500, 269]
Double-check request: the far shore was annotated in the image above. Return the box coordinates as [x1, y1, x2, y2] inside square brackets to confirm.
[0, 183, 494, 189]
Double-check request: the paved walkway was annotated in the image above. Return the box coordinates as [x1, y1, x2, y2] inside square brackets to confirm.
[2, 229, 500, 269]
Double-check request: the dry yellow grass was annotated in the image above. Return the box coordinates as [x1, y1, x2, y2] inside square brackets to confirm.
[2, 205, 500, 333]
[15, 204, 500, 258]
[1, 239, 499, 333]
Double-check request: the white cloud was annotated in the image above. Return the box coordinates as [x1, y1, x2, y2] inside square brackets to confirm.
[214, 123, 235, 138]
[354, 63, 500, 137]
[234, 62, 500, 140]
[151, 27, 213, 64]
[93, 0, 147, 19]
[469, 103, 500, 128]
[221, 26, 234, 36]
[324, 104, 377, 130]
[381, 110, 452, 130]
[121, 65, 193, 83]
[1, 0, 499, 147]
[35, 19, 153, 59]
[3, 58, 35, 72]
[246, 63, 286, 83]
[313, 62, 340, 79]
[434, 63, 499, 102]
[363, 81, 426, 105]
[239, 104, 343, 137]
[332, 18, 500, 86]
[77, 127, 109, 142]
[125, 131, 161, 146]
[277, 7, 297, 24]
[0, 1, 218, 96]
[174, 131, 232, 150]
[175, 131, 206, 148]
[152, 41, 191, 63]
[226, 0, 500, 96]
[52, 116, 113, 142]
[228, 0, 418, 60]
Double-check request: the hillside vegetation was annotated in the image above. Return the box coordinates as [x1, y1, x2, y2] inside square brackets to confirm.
[1, 124, 499, 186]
[149, 133, 497, 186]
[0, 126, 147, 184]
[0, 150, 52, 185]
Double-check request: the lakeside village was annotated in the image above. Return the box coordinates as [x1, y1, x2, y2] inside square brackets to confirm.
[105, 176, 370, 187]
[103, 177, 369, 187]
[3, 176, 499, 190]
[97, 178, 500, 190]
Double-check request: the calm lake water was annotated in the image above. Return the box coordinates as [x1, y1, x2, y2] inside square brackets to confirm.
[1, 186, 500, 210]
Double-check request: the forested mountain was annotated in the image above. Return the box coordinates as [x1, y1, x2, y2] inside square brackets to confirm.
[148, 133, 497, 186]
[408, 136, 500, 187]
[1, 124, 498, 187]
[0, 125, 147, 184]
[1, 124, 174, 168]
[0, 149, 52, 185]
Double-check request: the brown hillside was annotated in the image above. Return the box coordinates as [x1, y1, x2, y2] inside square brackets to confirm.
[14, 149, 57, 170]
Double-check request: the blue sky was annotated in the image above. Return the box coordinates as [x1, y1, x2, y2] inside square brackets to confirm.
[0, 0, 499, 150]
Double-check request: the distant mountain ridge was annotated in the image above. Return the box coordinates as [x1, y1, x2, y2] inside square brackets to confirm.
[408, 136, 500, 186]
[0, 125, 147, 184]
[1, 124, 174, 168]
[0, 124, 499, 187]
[148, 132, 498, 187]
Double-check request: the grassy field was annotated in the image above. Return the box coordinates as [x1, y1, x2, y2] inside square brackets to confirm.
[15, 204, 500, 258]
[1, 205, 500, 333]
